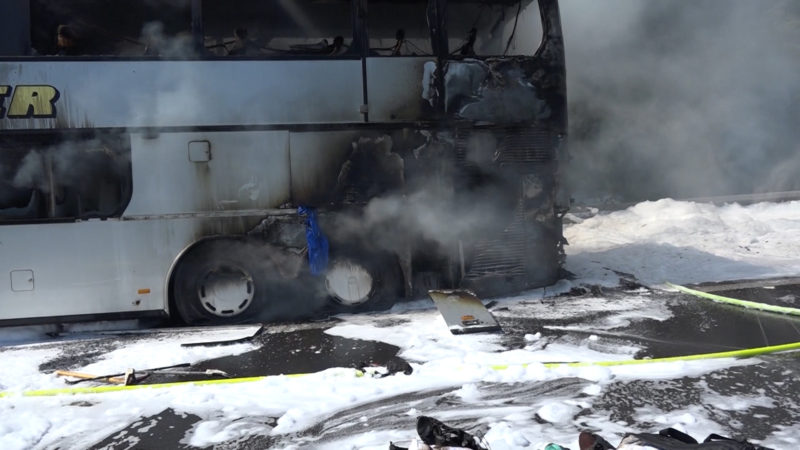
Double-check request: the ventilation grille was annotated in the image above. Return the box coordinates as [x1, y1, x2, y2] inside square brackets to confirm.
[494, 129, 556, 164]
[455, 128, 557, 167]
[464, 200, 527, 279]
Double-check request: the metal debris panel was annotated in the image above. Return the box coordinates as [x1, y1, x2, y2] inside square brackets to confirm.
[428, 289, 502, 335]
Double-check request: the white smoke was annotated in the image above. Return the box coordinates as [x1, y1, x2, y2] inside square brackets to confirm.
[560, 0, 800, 203]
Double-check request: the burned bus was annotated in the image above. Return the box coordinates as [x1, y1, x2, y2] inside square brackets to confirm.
[0, 0, 568, 326]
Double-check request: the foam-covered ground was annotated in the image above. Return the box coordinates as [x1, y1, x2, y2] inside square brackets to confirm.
[1, 199, 800, 449]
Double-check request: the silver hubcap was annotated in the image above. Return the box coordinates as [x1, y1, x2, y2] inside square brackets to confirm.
[198, 266, 254, 317]
[325, 259, 374, 306]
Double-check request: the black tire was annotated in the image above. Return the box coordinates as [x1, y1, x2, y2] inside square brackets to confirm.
[324, 250, 403, 314]
[172, 239, 277, 325]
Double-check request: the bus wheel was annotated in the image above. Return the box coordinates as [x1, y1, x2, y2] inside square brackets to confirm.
[324, 253, 401, 313]
[172, 240, 271, 325]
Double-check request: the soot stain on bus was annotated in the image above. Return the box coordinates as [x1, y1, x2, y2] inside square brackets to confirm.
[0, 0, 568, 326]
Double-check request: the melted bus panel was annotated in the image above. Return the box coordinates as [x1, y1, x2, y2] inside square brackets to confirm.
[0, 0, 568, 326]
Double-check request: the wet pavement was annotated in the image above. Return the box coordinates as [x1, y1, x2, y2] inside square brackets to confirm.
[34, 278, 800, 448]
[190, 327, 400, 379]
[625, 290, 800, 358]
[593, 354, 800, 441]
[90, 409, 204, 450]
[497, 280, 800, 360]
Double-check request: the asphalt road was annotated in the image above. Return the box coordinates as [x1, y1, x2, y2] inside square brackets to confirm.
[27, 278, 800, 449]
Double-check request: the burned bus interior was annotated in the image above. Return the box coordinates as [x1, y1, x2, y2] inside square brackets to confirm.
[1, 0, 545, 59]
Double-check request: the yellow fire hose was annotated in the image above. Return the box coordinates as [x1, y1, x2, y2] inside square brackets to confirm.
[2, 282, 798, 398]
[2, 340, 799, 398]
[666, 281, 800, 316]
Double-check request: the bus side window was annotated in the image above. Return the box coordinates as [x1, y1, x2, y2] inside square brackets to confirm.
[0, 0, 33, 56]
[0, 182, 44, 220]
[368, 1, 432, 56]
[202, 0, 354, 58]
[52, 136, 131, 219]
[447, 1, 543, 57]
[30, 0, 192, 57]
[0, 133, 131, 223]
[0, 147, 46, 220]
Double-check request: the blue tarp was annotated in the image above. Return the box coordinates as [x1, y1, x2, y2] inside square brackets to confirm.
[298, 206, 329, 275]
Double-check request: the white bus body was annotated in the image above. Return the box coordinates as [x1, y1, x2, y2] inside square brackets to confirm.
[0, 0, 568, 325]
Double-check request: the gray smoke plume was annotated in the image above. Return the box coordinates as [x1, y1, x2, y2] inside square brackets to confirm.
[560, 0, 800, 204]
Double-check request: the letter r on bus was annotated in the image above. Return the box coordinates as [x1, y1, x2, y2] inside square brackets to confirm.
[7, 85, 60, 118]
